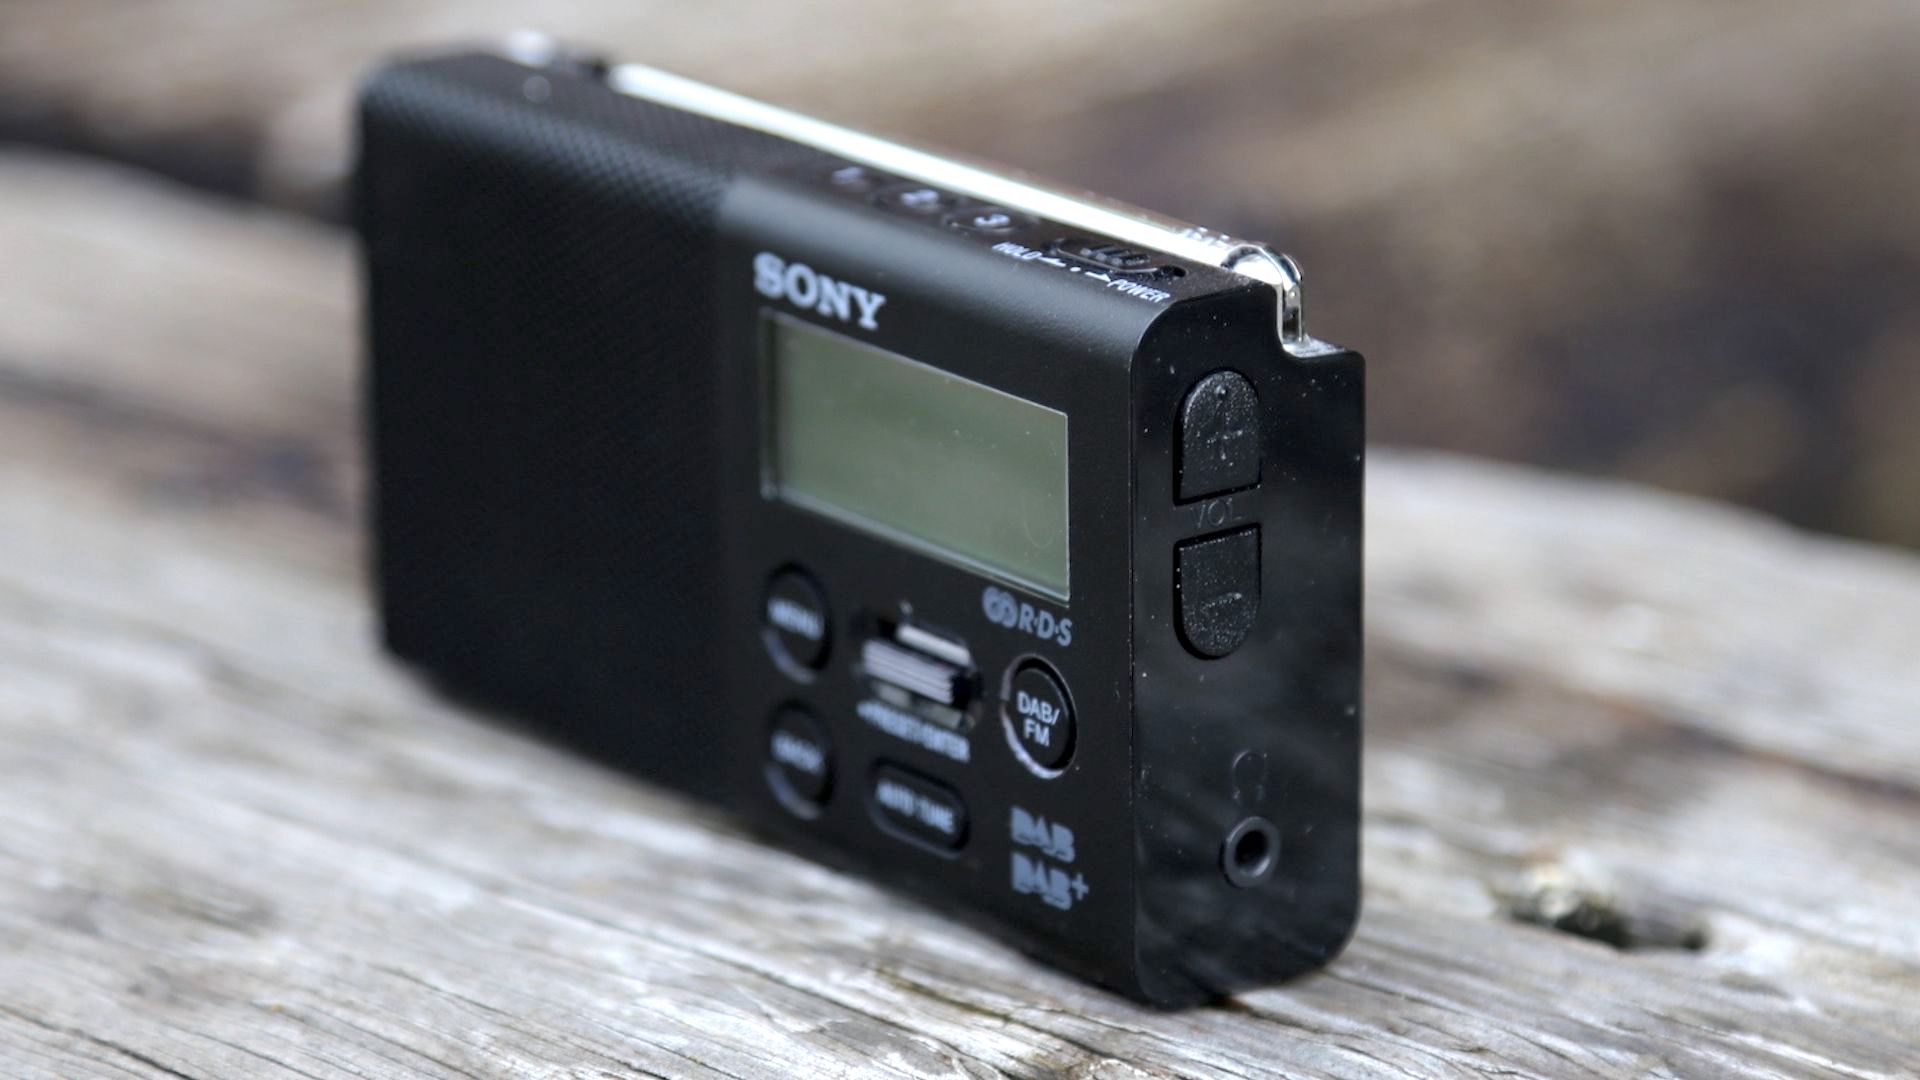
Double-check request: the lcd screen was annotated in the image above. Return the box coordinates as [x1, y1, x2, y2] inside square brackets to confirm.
[764, 315, 1069, 598]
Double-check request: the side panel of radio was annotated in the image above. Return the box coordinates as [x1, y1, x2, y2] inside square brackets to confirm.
[1129, 290, 1365, 1003]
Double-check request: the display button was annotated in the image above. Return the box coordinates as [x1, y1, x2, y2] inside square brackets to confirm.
[1006, 660, 1075, 772]
[874, 183, 960, 215]
[1177, 370, 1261, 501]
[764, 568, 830, 673]
[766, 706, 833, 812]
[1176, 526, 1261, 658]
[944, 205, 1033, 233]
[869, 764, 968, 851]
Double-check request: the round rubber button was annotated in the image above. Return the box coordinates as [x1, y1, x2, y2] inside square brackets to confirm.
[823, 163, 888, 194]
[1006, 660, 1075, 772]
[767, 706, 833, 812]
[944, 205, 1033, 233]
[874, 183, 960, 215]
[763, 568, 830, 673]
[1177, 369, 1261, 501]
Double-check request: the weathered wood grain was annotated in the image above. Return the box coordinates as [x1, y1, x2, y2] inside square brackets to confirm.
[2, 153, 1918, 1078]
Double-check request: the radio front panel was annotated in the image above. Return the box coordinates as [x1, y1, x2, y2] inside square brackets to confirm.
[715, 174, 1153, 984]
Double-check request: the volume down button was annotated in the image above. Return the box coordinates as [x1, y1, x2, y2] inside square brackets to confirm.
[1176, 526, 1262, 659]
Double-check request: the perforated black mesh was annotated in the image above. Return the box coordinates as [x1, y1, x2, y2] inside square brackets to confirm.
[358, 54, 829, 786]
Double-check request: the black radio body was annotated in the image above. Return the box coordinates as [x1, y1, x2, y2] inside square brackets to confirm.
[357, 40, 1363, 1007]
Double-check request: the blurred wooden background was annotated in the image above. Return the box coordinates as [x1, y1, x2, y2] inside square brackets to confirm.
[4, 0, 1917, 547]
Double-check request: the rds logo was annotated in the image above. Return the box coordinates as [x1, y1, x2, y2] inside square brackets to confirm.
[982, 586, 1073, 647]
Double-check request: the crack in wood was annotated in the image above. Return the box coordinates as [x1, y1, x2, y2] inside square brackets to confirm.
[0, 1004, 206, 1080]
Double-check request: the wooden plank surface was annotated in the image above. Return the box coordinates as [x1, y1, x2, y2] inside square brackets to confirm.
[3, 151, 1918, 1077]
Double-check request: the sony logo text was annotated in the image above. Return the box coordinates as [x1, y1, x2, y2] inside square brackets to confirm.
[754, 252, 887, 330]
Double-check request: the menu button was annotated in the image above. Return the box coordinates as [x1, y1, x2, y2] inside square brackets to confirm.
[764, 567, 830, 674]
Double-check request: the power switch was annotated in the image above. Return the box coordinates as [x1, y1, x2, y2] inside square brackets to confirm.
[1176, 527, 1261, 659]
[1177, 370, 1261, 501]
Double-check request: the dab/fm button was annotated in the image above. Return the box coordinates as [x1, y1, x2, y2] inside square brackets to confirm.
[1006, 659, 1075, 773]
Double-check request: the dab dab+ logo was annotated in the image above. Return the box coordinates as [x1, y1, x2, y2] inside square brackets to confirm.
[982, 587, 1073, 647]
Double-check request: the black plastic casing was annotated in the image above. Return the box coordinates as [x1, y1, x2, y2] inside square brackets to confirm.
[357, 50, 1362, 1007]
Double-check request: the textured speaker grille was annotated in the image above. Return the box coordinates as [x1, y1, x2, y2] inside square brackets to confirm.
[358, 54, 829, 786]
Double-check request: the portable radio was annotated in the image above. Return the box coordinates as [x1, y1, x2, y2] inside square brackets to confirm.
[357, 35, 1363, 1006]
